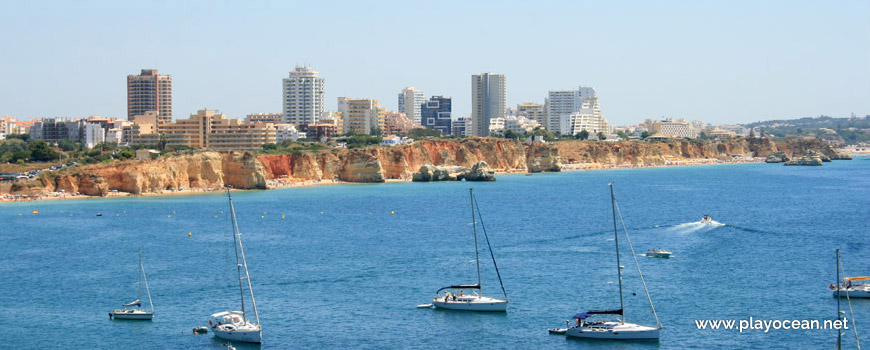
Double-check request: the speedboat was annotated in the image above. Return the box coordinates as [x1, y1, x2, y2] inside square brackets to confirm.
[700, 215, 712, 224]
[832, 276, 870, 298]
[645, 249, 672, 258]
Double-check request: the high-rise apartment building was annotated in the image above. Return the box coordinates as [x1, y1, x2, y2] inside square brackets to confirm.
[282, 66, 325, 126]
[420, 96, 452, 135]
[342, 99, 386, 135]
[546, 86, 601, 134]
[398, 87, 425, 124]
[127, 69, 172, 123]
[471, 73, 506, 136]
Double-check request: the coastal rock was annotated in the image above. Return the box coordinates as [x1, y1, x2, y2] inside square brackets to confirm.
[338, 149, 385, 183]
[765, 153, 788, 163]
[412, 164, 468, 182]
[464, 161, 496, 182]
[784, 154, 823, 166]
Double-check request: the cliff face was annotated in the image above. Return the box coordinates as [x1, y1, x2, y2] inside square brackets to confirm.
[31, 151, 266, 196]
[552, 137, 834, 166]
[12, 137, 841, 198]
[257, 138, 563, 182]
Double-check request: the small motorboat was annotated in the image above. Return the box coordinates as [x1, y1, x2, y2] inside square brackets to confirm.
[548, 328, 567, 335]
[700, 215, 712, 224]
[645, 249, 672, 258]
[193, 326, 208, 334]
[96, 213, 103, 217]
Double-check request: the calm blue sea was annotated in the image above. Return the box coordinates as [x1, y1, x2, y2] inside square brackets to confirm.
[1, 158, 869, 349]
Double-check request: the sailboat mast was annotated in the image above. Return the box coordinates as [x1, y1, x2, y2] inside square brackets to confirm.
[141, 249, 154, 313]
[836, 249, 842, 349]
[610, 184, 625, 324]
[137, 248, 142, 310]
[227, 187, 247, 323]
[470, 188, 482, 292]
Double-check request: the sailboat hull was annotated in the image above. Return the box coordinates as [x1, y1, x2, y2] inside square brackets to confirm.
[111, 309, 153, 320]
[213, 328, 262, 343]
[565, 322, 660, 340]
[833, 288, 870, 298]
[433, 297, 508, 312]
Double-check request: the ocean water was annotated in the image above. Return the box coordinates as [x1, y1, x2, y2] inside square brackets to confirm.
[1, 158, 868, 349]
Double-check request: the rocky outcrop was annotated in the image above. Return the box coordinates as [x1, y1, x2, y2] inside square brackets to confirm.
[412, 164, 468, 182]
[765, 153, 788, 163]
[784, 153, 824, 166]
[411, 161, 495, 182]
[464, 161, 496, 181]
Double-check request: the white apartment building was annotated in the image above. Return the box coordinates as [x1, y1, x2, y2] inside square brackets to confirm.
[398, 87, 425, 124]
[546, 86, 601, 134]
[570, 109, 610, 136]
[274, 124, 304, 143]
[85, 123, 106, 149]
[282, 66, 325, 126]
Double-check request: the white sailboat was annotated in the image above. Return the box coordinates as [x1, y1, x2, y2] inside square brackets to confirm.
[427, 188, 508, 312]
[562, 184, 661, 340]
[208, 187, 262, 343]
[110, 249, 154, 320]
[834, 249, 862, 350]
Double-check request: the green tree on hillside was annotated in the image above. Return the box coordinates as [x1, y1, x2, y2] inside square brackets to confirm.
[576, 130, 590, 140]
[27, 140, 59, 162]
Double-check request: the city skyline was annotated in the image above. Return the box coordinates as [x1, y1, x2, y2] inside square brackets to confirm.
[0, 1, 868, 125]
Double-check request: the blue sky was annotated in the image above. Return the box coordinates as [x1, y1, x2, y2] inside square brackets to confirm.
[1, 0, 868, 125]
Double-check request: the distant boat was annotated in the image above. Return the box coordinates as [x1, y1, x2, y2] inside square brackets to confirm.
[110, 249, 154, 320]
[645, 249, 672, 258]
[700, 215, 712, 224]
[558, 184, 661, 340]
[426, 188, 508, 312]
[208, 187, 262, 343]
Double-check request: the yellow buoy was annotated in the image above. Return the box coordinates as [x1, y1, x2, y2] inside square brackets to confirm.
[188, 232, 192, 237]
[391, 211, 395, 215]
[172, 211, 176, 214]
[32, 209, 38, 214]
[281, 214, 285, 219]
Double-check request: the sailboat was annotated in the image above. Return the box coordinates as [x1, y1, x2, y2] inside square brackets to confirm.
[562, 184, 661, 340]
[110, 249, 154, 320]
[426, 188, 508, 312]
[208, 187, 262, 343]
[834, 249, 862, 350]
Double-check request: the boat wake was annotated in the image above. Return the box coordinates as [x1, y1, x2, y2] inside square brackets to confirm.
[666, 220, 725, 234]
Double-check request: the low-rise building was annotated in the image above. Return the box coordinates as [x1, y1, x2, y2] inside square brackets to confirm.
[384, 111, 420, 135]
[135, 149, 160, 161]
[84, 123, 106, 149]
[644, 118, 697, 138]
[452, 118, 471, 137]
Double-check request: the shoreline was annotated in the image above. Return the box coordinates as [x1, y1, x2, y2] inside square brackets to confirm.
[0, 157, 770, 204]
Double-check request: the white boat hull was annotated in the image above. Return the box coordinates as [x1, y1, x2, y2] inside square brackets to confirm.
[433, 296, 508, 312]
[213, 328, 262, 343]
[565, 322, 660, 340]
[833, 288, 870, 298]
[111, 309, 153, 320]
